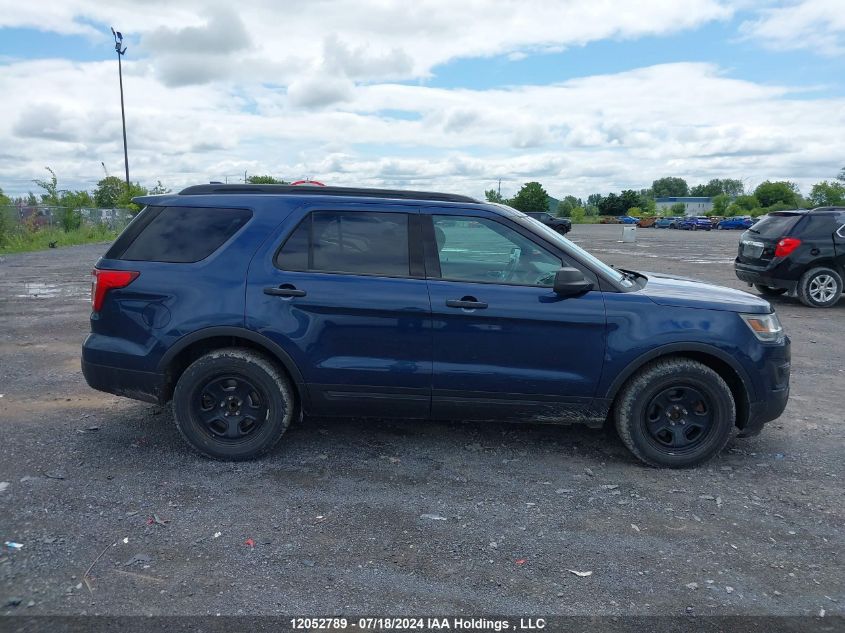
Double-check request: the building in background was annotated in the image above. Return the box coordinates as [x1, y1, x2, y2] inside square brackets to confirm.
[655, 196, 713, 215]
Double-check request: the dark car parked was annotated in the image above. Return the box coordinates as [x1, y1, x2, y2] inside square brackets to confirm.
[82, 184, 790, 468]
[678, 216, 713, 231]
[525, 211, 571, 235]
[735, 207, 845, 308]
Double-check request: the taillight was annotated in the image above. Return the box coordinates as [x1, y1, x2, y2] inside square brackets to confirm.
[774, 237, 801, 258]
[91, 268, 139, 312]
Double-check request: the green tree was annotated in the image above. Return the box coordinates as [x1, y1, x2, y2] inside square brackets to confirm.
[733, 195, 760, 212]
[586, 193, 603, 208]
[0, 187, 12, 245]
[712, 193, 730, 215]
[247, 175, 288, 184]
[570, 206, 586, 223]
[94, 176, 125, 207]
[627, 206, 642, 217]
[652, 177, 689, 198]
[598, 193, 625, 216]
[557, 195, 581, 217]
[584, 204, 599, 217]
[117, 182, 149, 214]
[670, 202, 687, 214]
[837, 167, 845, 183]
[509, 182, 550, 213]
[33, 167, 60, 206]
[754, 181, 799, 208]
[809, 181, 845, 206]
[484, 189, 505, 203]
[150, 180, 170, 195]
[619, 189, 639, 211]
[690, 178, 744, 198]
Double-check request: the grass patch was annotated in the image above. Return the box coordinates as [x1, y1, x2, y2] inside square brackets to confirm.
[0, 224, 119, 254]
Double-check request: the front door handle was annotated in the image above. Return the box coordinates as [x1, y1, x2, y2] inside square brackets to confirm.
[264, 285, 306, 297]
[446, 297, 488, 310]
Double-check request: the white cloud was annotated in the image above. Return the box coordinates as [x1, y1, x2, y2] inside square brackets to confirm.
[0, 1, 843, 201]
[1, 54, 842, 199]
[0, 0, 734, 86]
[740, 0, 845, 55]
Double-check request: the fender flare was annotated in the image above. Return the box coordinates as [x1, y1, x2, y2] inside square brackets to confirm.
[603, 342, 755, 404]
[157, 326, 307, 398]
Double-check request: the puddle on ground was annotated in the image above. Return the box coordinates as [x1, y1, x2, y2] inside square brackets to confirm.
[15, 282, 88, 300]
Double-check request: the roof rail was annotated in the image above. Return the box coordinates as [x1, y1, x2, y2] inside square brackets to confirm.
[178, 183, 479, 203]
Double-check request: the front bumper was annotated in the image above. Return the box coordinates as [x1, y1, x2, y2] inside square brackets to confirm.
[738, 337, 791, 437]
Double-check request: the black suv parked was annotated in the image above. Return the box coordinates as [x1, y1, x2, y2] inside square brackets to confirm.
[525, 212, 571, 235]
[735, 207, 845, 307]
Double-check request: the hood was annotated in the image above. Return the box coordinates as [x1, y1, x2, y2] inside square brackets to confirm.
[638, 272, 771, 314]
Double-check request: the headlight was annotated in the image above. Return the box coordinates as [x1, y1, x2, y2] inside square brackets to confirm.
[740, 312, 783, 342]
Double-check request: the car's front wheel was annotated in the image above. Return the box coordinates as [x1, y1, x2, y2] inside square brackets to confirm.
[173, 348, 294, 460]
[614, 358, 735, 468]
[797, 267, 843, 308]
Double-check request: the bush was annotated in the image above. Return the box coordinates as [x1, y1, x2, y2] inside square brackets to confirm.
[570, 207, 586, 223]
[0, 207, 12, 246]
[59, 208, 82, 232]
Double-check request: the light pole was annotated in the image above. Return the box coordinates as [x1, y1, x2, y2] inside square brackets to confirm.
[111, 27, 130, 189]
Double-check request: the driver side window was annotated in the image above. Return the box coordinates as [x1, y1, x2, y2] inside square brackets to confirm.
[432, 215, 560, 286]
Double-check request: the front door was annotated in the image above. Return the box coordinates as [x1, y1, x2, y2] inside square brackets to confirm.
[246, 205, 431, 418]
[423, 210, 607, 422]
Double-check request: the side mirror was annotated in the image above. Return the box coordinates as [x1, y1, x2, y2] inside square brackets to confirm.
[553, 267, 593, 296]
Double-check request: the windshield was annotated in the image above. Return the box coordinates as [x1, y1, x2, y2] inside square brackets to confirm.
[509, 210, 635, 288]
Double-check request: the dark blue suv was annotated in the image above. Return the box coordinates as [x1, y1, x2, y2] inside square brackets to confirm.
[82, 184, 790, 467]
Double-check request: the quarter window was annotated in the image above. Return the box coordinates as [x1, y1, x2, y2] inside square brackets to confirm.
[276, 211, 410, 277]
[432, 216, 560, 286]
[115, 206, 251, 263]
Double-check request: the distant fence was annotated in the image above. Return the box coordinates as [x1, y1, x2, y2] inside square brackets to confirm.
[0, 206, 134, 231]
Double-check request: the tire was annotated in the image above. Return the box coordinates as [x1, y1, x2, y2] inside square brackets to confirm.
[172, 348, 294, 460]
[797, 267, 843, 308]
[754, 284, 787, 297]
[614, 358, 735, 468]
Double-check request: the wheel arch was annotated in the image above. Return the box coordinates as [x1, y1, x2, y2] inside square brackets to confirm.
[158, 327, 308, 410]
[605, 343, 752, 430]
[800, 260, 845, 280]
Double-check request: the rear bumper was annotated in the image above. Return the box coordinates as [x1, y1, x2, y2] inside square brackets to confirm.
[738, 338, 791, 437]
[82, 359, 167, 404]
[734, 262, 798, 293]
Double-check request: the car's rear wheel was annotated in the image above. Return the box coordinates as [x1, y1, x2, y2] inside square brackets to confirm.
[754, 284, 787, 297]
[614, 358, 735, 468]
[173, 348, 294, 460]
[797, 267, 843, 308]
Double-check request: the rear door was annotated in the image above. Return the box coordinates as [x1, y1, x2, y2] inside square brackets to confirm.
[422, 208, 607, 422]
[246, 204, 431, 418]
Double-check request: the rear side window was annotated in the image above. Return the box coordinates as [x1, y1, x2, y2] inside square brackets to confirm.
[113, 207, 251, 263]
[275, 211, 410, 276]
[797, 214, 837, 240]
[747, 213, 802, 239]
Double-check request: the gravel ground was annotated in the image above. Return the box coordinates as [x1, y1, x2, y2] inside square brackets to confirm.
[0, 224, 842, 616]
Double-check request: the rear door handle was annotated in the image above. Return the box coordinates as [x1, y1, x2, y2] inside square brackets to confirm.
[445, 297, 488, 310]
[264, 285, 306, 297]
